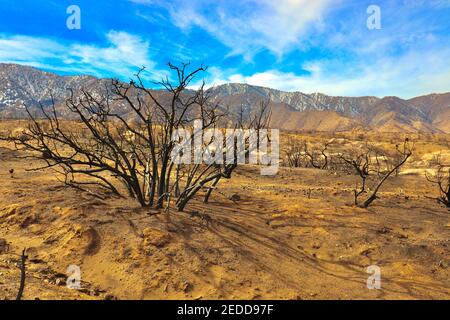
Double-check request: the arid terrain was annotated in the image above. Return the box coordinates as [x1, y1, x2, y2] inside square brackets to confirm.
[0, 120, 449, 300]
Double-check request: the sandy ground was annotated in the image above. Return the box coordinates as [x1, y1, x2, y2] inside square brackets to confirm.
[0, 142, 449, 300]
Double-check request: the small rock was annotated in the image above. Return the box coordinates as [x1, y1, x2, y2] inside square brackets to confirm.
[229, 194, 241, 202]
[142, 228, 171, 248]
[104, 293, 117, 300]
[182, 282, 193, 293]
[90, 289, 101, 296]
[377, 227, 390, 234]
[0, 238, 10, 254]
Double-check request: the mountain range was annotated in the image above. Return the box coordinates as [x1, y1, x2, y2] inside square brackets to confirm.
[1, 63, 449, 133]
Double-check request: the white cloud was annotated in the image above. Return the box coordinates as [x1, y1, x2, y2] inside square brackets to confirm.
[208, 48, 450, 98]
[0, 31, 159, 79]
[0, 35, 66, 62]
[133, 0, 333, 59]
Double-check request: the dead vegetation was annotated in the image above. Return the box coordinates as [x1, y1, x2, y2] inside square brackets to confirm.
[426, 142, 450, 208]
[283, 135, 415, 208]
[1, 63, 271, 212]
[284, 139, 335, 170]
[16, 248, 27, 300]
[337, 139, 413, 207]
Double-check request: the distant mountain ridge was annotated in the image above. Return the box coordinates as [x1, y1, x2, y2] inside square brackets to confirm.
[1, 63, 450, 132]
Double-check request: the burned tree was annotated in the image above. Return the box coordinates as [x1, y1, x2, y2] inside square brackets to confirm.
[284, 139, 334, 169]
[2, 63, 271, 212]
[175, 98, 272, 210]
[284, 138, 305, 168]
[303, 140, 333, 169]
[426, 151, 450, 209]
[16, 248, 27, 300]
[339, 145, 371, 205]
[338, 139, 412, 208]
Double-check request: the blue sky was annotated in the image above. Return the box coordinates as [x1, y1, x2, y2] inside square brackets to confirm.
[0, 0, 449, 98]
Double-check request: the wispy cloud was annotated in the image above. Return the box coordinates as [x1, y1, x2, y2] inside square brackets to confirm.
[206, 47, 450, 98]
[174, 0, 450, 98]
[0, 31, 160, 79]
[131, 0, 332, 59]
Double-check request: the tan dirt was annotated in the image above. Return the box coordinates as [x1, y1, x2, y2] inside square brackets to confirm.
[0, 134, 449, 300]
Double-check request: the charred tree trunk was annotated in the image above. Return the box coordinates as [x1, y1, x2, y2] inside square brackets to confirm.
[204, 175, 221, 203]
[16, 248, 27, 300]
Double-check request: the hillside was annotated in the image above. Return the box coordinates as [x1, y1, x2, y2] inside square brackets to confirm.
[1, 63, 449, 132]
